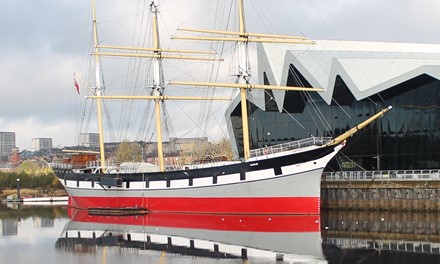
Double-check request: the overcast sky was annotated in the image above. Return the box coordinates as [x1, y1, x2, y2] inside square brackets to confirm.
[1, 0, 440, 150]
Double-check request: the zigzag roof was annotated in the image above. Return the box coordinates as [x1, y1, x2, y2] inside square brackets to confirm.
[253, 40, 440, 111]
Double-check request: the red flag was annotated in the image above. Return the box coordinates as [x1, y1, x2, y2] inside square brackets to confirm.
[74, 79, 80, 94]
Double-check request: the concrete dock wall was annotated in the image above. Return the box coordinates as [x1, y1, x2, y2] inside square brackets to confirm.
[322, 170, 440, 212]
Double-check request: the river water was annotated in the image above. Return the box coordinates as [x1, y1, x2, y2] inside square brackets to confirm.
[1, 203, 440, 264]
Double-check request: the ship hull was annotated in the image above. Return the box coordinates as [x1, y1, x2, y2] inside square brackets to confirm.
[54, 144, 342, 215]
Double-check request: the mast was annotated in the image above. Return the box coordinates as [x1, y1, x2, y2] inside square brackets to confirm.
[170, 0, 319, 160]
[91, 0, 106, 169]
[149, 0, 166, 172]
[237, 0, 251, 160]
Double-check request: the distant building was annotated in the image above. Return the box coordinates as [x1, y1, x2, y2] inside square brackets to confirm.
[9, 148, 20, 167]
[81, 133, 99, 148]
[145, 155, 182, 170]
[1, 219, 18, 236]
[33, 217, 54, 228]
[144, 141, 174, 156]
[0, 132, 15, 162]
[31, 138, 52, 151]
[169, 137, 210, 154]
[0, 163, 13, 172]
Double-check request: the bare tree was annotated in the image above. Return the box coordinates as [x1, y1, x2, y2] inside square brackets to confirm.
[114, 141, 142, 163]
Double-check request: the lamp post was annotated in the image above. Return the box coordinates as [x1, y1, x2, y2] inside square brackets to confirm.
[16, 178, 20, 200]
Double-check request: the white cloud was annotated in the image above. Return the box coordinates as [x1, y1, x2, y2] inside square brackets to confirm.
[0, 117, 78, 150]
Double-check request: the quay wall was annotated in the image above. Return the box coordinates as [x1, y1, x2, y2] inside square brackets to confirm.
[321, 170, 440, 212]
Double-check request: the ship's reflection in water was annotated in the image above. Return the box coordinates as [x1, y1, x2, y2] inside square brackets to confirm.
[322, 210, 440, 263]
[54, 209, 440, 263]
[56, 209, 326, 263]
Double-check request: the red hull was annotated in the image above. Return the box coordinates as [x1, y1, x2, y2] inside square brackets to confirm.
[69, 196, 320, 215]
[69, 209, 320, 232]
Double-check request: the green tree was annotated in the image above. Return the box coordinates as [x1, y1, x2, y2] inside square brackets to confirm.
[113, 141, 142, 163]
[16, 160, 40, 175]
[0, 171, 61, 190]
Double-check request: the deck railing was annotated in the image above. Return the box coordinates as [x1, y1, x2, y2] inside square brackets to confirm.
[249, 137, 332, 157]
[50, 160, 118, 170]
[324, 169, 440, 181]
[49, 163, 73, 169]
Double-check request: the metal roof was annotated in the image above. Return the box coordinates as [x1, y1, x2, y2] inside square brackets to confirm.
[253, 40, 440, 111]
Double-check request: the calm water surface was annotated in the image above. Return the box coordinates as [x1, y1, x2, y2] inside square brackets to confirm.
[1, 203, 440, 264]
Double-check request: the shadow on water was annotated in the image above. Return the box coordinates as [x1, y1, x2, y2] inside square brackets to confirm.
[0, 202, 67, 220]
[322, 209, 440, 264]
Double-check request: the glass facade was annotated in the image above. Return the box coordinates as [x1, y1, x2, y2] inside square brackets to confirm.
[230, 66, 440, 170]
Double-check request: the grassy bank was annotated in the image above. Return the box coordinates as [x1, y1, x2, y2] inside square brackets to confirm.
[0, 169, 65, 199]
[0, 188, 67, 199]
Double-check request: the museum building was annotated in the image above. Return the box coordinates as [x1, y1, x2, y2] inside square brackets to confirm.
[226, 40, 440, 170]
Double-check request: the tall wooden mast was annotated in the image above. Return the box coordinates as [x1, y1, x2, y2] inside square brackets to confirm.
[150, 0, 166, 172]
[91, 0, 106, 168]
[237, 0, 251, 160]
[170, 0, 321, 160]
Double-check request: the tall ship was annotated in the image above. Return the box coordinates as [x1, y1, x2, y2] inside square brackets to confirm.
[52, 0, 390, 215]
